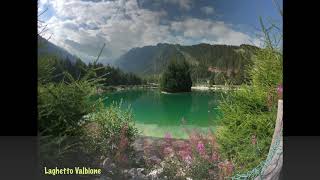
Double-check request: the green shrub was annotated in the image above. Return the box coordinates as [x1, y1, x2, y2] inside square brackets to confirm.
[38, 74, 102, 166]
[38, 80, 98, 136]
[216, 47, 282, 172]
[82, 102, 139, 160]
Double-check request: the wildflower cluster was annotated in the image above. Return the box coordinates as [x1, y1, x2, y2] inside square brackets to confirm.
[158, 131, 234, 180]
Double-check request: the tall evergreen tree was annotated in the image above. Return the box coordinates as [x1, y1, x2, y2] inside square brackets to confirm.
[160, 58, 192, 92]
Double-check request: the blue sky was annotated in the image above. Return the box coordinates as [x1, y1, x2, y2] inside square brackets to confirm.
[38, 0, 282, 64]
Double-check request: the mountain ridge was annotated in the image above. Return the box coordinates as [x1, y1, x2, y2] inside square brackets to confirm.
[114, 43, 259, 84]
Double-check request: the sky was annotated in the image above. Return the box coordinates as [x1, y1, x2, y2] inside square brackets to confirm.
[38, 0, 283, 64]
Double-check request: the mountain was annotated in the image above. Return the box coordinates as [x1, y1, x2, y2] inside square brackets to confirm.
[115, 43, 259, 84]
[38, 36, 78, 63]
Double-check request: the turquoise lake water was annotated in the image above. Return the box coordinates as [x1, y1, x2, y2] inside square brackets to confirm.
[101, 89, 222, 139]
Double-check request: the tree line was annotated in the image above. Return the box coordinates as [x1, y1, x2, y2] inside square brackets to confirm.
[38, 55, 142, 86]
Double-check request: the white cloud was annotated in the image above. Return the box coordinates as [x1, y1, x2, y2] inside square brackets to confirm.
[41, 0, 261, 63]
[201, 6, 214, 15]
[170, 18, 262, 46]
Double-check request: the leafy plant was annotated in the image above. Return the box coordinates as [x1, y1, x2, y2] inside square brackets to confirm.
[216, 23, 282, 172]
[81, 102, 139, 161]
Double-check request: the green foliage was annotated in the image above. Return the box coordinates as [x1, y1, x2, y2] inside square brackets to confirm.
[214, 72, 227, 85]
[38, 51, 139, 168]
[100, 64, 142, 86]
[216, 46, 282, 172]
[249, 49, 283, 91]
[142, 74, 161, 84]
[82, 102, 139, 157]
[160, 59, 192, 92]
[38, 80, 98, 136]
[38, 55, 55, 84]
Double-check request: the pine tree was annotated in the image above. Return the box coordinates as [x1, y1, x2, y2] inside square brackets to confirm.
[160, 58, 192, 92]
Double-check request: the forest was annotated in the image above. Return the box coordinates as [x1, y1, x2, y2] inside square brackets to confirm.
[38, 54, 142, 86]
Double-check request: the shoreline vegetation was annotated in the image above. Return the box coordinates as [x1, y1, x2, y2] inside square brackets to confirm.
[98, 84, 239, 94]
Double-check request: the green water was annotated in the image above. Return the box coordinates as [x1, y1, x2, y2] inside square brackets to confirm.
[102, 89, 222, 139]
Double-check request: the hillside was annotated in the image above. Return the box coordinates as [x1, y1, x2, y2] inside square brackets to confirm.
[38, 36, 78, 63]
[115, 43, 259, 85]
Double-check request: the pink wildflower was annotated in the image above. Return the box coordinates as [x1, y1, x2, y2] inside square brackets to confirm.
[211, 152, 219, 162]
[164, 132, 172, 139]
[225, 161, 234, 175]
[178, 149, 193, 164]
[164, 132, 172, 142]
[197, 142, 205, 155]
[178, 150, 191, 160]
[189, 132, 199, 145]
[164, 132, 172, 147]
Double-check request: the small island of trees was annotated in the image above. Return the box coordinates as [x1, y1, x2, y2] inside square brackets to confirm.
[160, 59, 192, 93]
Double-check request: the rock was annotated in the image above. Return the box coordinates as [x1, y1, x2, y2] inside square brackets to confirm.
[160, 161, 166, 168]
[137, 168, 145, 175]
[101, 158, 116, 175]
[122, 168, 148, 180]
[147, 168, 163, 179]
[128, 168, 136, 178]
[177, 168, 186, 177]
[136, 168, 148, 180]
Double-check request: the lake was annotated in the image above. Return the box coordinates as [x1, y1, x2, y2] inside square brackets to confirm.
[101, 89, 222, 139]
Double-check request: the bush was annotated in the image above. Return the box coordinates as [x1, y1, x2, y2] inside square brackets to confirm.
[82, 102, 139, 164]
[38, 74, 103, 166]
[38, 80, 98, 136]
[216, 47, 282, 173]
